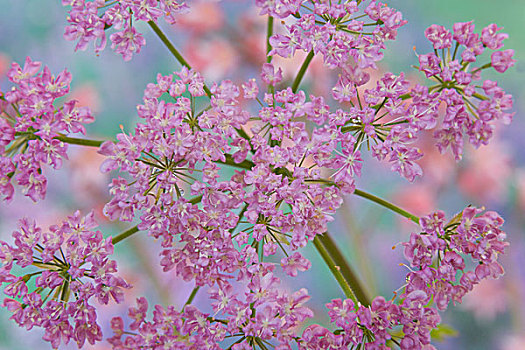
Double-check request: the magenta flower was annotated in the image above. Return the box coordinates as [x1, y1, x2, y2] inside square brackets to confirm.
[425, 24, 453, 49]
[411, 22, 515, 160]
[481, 24, 508, 50]
[110, 26, 146, 61]
[260, 63, 283, 86]
[0, 212, 130, 348]
[491, 49, 516, 73]
[0, 2, 514, 349]
[62, 0, 188, 59]
[281, 252, 311, 277]
[0, 57, 94, 202]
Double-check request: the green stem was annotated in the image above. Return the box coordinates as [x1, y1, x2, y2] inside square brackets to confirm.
[303, 179, 419, 224]
[112, 225, 140, 245]
[291, 50, 314, 93]
[183, 286, 200, 310]
[472, 92, 489, 101]
[230, 203, 249, 234]
[317, 232, 370, 306]
[353, 189, 420, 224]
[236, 127, 252, 143]
[148, 21, 254, 147]
[217, 153, 295, 177]
[266, 16, 275, 94]
[55, 135, 104, 148]
[266, 16, 274, 63]
[148, 21, 190, 68]
[217, 154, 255, 170]
[235, 127, 255, 153]
[147, 21, 212, 98]
[313, 236, 359, 305]
[189, 194, 203, 204]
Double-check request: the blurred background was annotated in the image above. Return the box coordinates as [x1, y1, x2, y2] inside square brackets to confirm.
[0, 0, 524, 349]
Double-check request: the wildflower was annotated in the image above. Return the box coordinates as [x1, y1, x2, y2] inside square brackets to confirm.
[0, 57, 94, 202]
[0, 212, 129, 348]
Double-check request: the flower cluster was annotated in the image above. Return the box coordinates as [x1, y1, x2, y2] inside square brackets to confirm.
[98, 67, 353, 287]
[301, 295, 440, 349]
[109, 260, 313, 349]
[0, 1, 515, 349]
[268, 1, 406, 70]
[62, 0, 189, 60]
[93, 41, 513, 342]
[418, 22, 515, 160]
[0, 56, 94, 202]
[324, 22, 514, 179]
[0, 211, 129, 348]
[258, 9, 514, 181]
[403, 207, 508, 310]
[299, 206, 508, 349]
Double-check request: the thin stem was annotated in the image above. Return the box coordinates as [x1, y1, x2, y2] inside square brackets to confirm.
[318, 232, 370, 306]
[313, 236, 359, 305]
[266, 16, 275, 94]
[182, 286, 200, 310]
[471, 92, 489, 101]
[55, 135, 104, 147]
[147, 20, 256, 149]
[236, 127, 253, 145]
[353, 189, 420, 224]
[451, 42, 460, 61]
[230, 203, 249, 234]
[266, 16, 274, 63]
[291, 50, 314, 93]
[147, 21, 190, 68]
[217, 154, 255, 170]
[340, 201, 378, 296]
[112, 225, 140, 245]
[147, 21, 212, 98]
[188, 194, 203, 204]
[399, 93, 412, 100]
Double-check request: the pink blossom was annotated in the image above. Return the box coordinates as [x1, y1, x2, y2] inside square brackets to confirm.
[110, 26, 146, 61]
[491, 49, 516, 73]
[281, 252, 311, 277]
[0, 213, 130, 348]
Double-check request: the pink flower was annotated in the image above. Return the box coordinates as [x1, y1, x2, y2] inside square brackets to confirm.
[281, 252, 311, 277]
[481, 23, 508, 50]
[110, 26, 146, 61]
[491, 49, 516, 73]
[425, 25, 453, 49]
[0, 57, 94, 202]
[6, 56, 41, 83]
[261, 62, 283, 86]
[0, 213, 130, 348]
